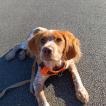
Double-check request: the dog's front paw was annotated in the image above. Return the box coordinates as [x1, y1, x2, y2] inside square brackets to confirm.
[76, 87, 89, 104]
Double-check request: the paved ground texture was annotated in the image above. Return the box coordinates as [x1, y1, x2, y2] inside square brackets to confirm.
[0, 0, 106, 106]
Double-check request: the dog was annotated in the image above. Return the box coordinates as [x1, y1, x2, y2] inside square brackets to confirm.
[5, 27, 89, 106]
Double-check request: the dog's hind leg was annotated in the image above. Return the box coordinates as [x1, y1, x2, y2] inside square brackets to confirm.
[4, 41, 28, 61]
[4, 44, 21, 61]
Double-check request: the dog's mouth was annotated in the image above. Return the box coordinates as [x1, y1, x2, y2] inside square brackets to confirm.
[41, 52, 60, 62]
[41, 54, 54, 61]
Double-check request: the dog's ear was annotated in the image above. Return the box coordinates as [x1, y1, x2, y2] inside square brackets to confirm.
[28, 33, 39, 56]
[28, 27, 48, 56]
[63, 31, 81, 62]
[28, 27, 48, 41]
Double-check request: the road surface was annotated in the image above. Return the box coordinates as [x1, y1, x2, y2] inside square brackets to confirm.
[0, 0, 106, 106]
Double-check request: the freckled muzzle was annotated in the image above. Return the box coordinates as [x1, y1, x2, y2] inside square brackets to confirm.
[41, 39, 63, 61]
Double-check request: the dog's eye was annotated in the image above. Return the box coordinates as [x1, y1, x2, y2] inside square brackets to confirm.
[40, 38, 47, 44]
[56, 38, 62, 43]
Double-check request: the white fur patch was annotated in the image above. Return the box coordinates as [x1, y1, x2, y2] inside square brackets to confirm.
[28, 27, 48, 41]
[44, 41, 56, 47]
[49, 30, 54, 33]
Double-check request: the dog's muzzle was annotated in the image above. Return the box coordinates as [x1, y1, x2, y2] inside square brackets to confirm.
[41, 47, 54, 60]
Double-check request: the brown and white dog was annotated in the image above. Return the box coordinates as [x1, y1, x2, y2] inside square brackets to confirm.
[5, 27, 89, 106]
[28, 27, 89, 106]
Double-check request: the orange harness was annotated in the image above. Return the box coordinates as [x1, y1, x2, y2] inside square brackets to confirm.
[40, 63, 66, 76]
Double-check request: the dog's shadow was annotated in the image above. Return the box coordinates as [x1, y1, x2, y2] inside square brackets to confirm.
[0, 57, 37, 106]
[0, 56, 83, 106]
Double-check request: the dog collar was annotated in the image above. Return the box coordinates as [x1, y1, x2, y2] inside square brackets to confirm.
[39, 62, 66, 76]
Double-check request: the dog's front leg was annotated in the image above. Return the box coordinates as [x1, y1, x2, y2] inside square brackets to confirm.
[69, 61, 89, 104]
[33, 70, 50, 106]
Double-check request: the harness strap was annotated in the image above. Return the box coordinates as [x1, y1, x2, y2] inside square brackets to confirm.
[0, 80, 30, 98]
[40, 62, 66, 76]
[30, 59, 36, 93]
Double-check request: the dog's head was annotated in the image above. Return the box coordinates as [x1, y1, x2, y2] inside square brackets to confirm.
[28, 27, 81, 63]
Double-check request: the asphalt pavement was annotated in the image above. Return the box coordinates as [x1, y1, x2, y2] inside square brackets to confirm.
[0, 0, 106, 106]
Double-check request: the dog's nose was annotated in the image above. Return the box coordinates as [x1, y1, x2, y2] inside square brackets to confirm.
[42, 47, 52, 55]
